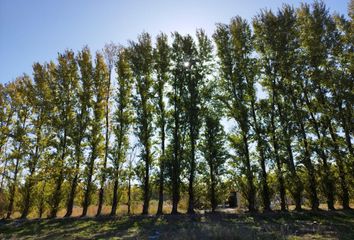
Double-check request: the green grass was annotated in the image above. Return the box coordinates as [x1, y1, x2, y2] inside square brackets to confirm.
[0, 210, 353, 239]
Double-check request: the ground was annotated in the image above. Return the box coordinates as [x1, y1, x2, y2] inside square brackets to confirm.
[0, 210, 354, 240]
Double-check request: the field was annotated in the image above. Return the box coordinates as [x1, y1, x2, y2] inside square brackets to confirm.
[1, 210, 354, 240]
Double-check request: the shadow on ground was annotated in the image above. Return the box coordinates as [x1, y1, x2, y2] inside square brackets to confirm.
[0, 210, 353, 239]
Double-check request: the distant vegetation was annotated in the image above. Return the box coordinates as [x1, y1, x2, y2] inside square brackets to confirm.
[0, 1, 353, 220]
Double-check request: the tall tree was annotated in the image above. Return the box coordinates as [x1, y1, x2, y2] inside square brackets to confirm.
[82, 52, 107, 216]
[97, 42, 119, 216]
[21, 63, 51, 218]
[49, 51, 78, 218]
[6, 76, 31, 219]
[253, 9, 304, 211]
[130, 33, 154, 215]
[201, 113, 227, 212]
[65, 47, 93, 217]
[153, 33, 170, 215]
[168, 32, 188, 214]
[297, 2, 350, 209]
[110, 49, 133, 216]
[0, 84, 14, 191]
[214, 17, 256, 212]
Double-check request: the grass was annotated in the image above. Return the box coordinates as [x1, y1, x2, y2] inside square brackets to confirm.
[0, 210, 354, 239]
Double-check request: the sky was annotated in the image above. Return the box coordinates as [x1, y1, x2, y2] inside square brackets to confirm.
[0, 0, 350, 84]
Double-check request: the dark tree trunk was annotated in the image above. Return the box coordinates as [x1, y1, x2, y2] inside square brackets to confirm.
[82, 151, 96, 217]
[110, 177, 119, 216]
[142, 149, 150, 215]
[6, 148, 21, 219]
[50, 127, 67, 219]
[302, 90, 335, 210]
[242, 133, 256, 212]
[328, 122, 350, 210]
[157, 113, 165, 215]
[299, 121, 319, 210]
[187, 134, 196, 214]
[251, 102, 271, 212]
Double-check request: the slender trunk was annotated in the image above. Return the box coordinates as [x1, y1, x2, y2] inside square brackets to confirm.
[277, 100, 302, 211]
[38, 181, 46, 218]
[110, 177, 119, 216]
[65, 144, 83, 217]
[65, 172, 79, 217]
[210, 163, 216, 212]
[97, 70, 111, 216]
[242, 133, 256, 212]
[302, 89, 335, 210]
[270, 92, 287, 211]
[111, 125, 123, 216]
[20, 166, 36, 219]
[328, 122, 350, 210]
[0, 151, 9, 191]
[142, 147, 150, 215]
[251, 102, 270, 211]
[6, 147, 21, 219]
[82, 151, 96, 217]
[157, 107, 165, 215]
[299, 120, 319, 210]
[50, 126, 67, 218]
[127, 174, 131, 215]
[171, 83, 180, 215]
[187, 133, 196, 214]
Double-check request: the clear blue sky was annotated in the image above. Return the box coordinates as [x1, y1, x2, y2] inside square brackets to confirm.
[0, 0, 349, 83]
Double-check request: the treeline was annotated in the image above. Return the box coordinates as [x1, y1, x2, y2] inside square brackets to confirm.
[0, 1, 353, 219]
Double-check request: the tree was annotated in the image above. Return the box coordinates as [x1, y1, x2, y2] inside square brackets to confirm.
[21, 63, 51, 218]
[253, 9, 304, 211]
[297, 2, 349, 209]
[65, 47, 93, 217]
[153, 33, 170, 215]
[97, 42, 119, 216]
[130, 33, 154, 215]
[201, 113, 227, 212]
[214, 17, 256, 212]
[82, 52, 107, 216]
[49, 51, 78, 218]
[0, 84, 14, 191]
[110, 48, 133, 216]
[6, 76, 31, 219]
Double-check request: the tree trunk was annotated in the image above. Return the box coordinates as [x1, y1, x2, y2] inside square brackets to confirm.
[50, 127, 67, 218]
[6, 147, 21, 219]
[299, 121, 319, 210]
[157, 111, 165, 215]
[142, 149, 150, 215]
[302, 90, 335, 210]
[187, 133, 196, 214]
[242, 133, 256, 212]
[328, 122, 350, 210]
[251, 102, 270, 211]
[110, 177, 119, 216]
[82, 151, 96, 217]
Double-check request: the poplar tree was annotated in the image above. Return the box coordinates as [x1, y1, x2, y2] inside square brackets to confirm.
[97, 43, 119, 216]
[49, 50, 78, 218]
[82, 52, 107, 216]
[65, 47, 93, 217]
[130, 33, 154, 215]
[110, 49, 133, 216]
[153, 33, 170, 215]
[21, 63, 51, 218]
[214, 17, 256, 212]
[6, 76, 31, 219]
